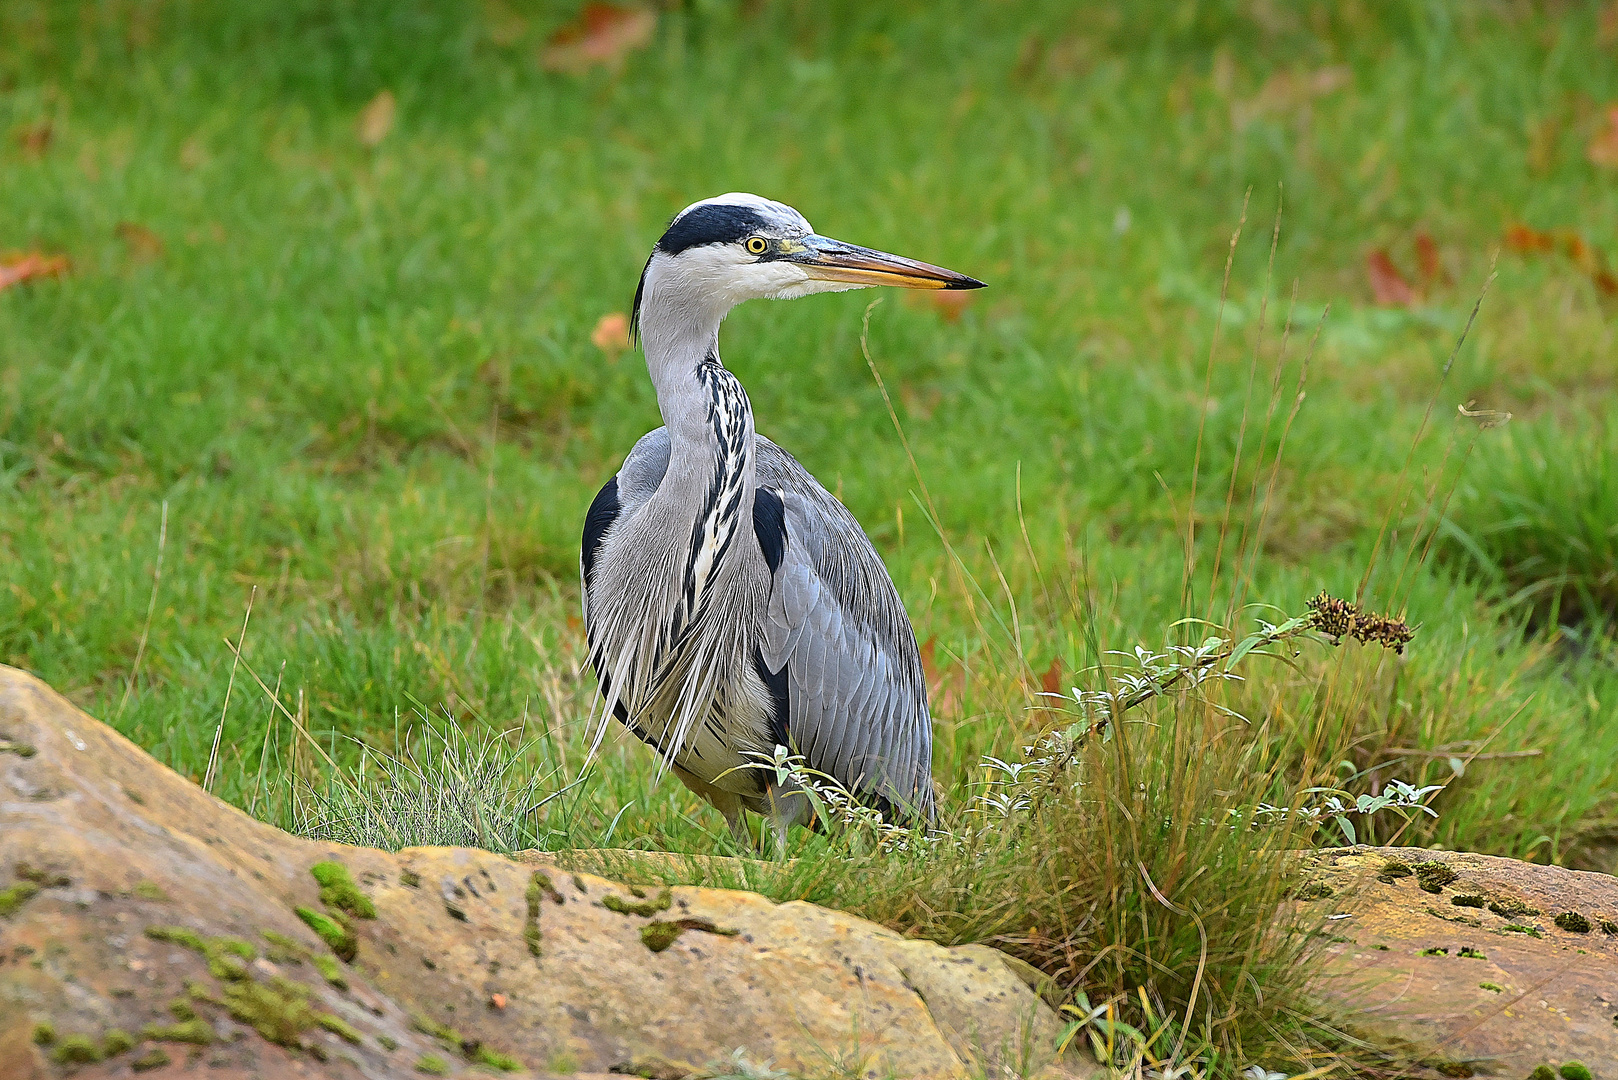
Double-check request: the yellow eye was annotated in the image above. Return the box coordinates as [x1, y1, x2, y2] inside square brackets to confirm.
[745, 236, 769, 255]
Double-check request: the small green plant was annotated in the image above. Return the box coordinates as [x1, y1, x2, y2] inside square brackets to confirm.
[1479, 982, 1504, 992]
[415, 1055, 451, 1076]
[101, 1029, 136, 1056]
[30, 1022, 54, 1045]
[1560, 1063, 1593, 1080]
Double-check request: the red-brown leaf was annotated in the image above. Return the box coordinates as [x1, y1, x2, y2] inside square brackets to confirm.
[1365, 249, 1417, 306]
[541, 4, 655, 74]
[0, 251, 69, 292]
[1038, 656, 1063, 697]
[1414, 231, 1443, 285]
[1504, 223, 1556, 254]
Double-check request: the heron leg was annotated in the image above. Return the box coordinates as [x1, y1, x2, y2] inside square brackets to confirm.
[671, 764, 758, 854]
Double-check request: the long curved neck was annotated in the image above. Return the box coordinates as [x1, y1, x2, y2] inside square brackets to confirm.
[639, 292, 758, 626]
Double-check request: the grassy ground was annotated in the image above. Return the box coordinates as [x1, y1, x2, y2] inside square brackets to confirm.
[4, 1, 1617, 1071]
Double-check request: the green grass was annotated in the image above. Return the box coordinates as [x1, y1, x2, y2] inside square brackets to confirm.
[3, 1, 1617, 1072]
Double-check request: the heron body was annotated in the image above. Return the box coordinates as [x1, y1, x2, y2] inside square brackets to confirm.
[579, 194, 983, 849]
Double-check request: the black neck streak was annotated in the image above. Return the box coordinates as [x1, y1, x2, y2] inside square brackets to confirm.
[673, 360, 754, 639]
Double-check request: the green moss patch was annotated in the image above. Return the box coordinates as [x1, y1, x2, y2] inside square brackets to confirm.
[317, 1013, 363, 1044]
[142, 1019, 215, 1045]
[641, 921, 685, 952]
[0, 881, 40, 917]
[0, 740, 37, 757]
[310, 861, 376, 920]
[602, 889, 672, 917]
[17, 863, 70, 887]
[415, 1054, 451, 1075]
[1413, 862, 1458, 894]
[50, 1034, 103, 1064]
[400, 870, 422, 888]
[1450, 894, 1485, 908]
[132, 881, 170, 902]
[132, 1047, 172, 1072]
[1531, 1067, 1557, 1080]
[1560, 1063, 1592, 1080]
[411, 1012, 523, 1072]
[223, 975, 316, 1047]
[1457, 946, 1485, 959]
[1501, 923, 1543, 937]
[523, 871, 561, 958]
[1479, 982, 1504, 992]
[1554, 911, 1591, 933]
[102, 1028, 136, 1056]
[1599, 918, 1618, 935]
[1376, 860, 1413, 884]
[311, 951, 348, 989]
[31, 1021, 54, 1045]
[296, 906, 357, 962]
[1294, 880, 1334, 900]
[1487, 896, 1539, 918]
[1419, 946, 1448, 956]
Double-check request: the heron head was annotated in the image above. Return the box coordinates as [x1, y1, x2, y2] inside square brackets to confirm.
[631, 193, 984, 344]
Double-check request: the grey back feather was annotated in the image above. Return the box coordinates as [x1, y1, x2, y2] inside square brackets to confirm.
[607, 427, 934, 819]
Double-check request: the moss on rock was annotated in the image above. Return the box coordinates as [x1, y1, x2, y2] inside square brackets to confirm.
[310, 861, 376, 920]
[296, 905, 357, 961]
[603, 889, 672, 917]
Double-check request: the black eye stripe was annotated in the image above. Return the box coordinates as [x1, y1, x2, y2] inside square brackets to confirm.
[656, 204, 773, 255]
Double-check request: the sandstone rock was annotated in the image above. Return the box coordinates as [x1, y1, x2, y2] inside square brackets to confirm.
[0, 666, 1068, 1079]
[1302, 847, 1618, 1074]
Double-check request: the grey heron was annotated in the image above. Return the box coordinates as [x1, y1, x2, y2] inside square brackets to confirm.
[580, 193, 983, 850]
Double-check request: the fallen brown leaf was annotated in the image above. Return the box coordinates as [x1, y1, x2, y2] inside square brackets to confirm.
[1365, 249, 1417, 306]
[0, 252, 69, 292]
[116, 222, 165, 262]
[1504, 223, 1556, 253]
[1414, 231, 1444, 286]
[541, 4, 655, 74]
[1038, 656, 1063, 697]
[15, 122, 51, 156]
[489, 993, 508, 1010]
[590, 312, 630, 362]
[357, 90, 397, 148]
[1586, 105, 1618, 169]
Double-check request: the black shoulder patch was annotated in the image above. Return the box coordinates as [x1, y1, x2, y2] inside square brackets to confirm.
[752, 486, 787, 574]
[656, 203, 770, 255]
[581, 476, 621, 588]
[754, 649, 791, 753]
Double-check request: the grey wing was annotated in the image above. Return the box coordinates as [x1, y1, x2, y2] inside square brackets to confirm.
[755, 436, 934, 821]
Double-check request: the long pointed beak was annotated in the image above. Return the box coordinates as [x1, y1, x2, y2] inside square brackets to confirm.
[791, 234, 985, 291]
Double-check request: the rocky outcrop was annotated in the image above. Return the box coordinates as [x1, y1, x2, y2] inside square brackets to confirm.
[0, 666, 1067, 1079]
[1303, 847, 1618, 1074]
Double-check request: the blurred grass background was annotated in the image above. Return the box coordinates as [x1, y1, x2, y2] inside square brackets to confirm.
[1, 1, 1615, 865]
